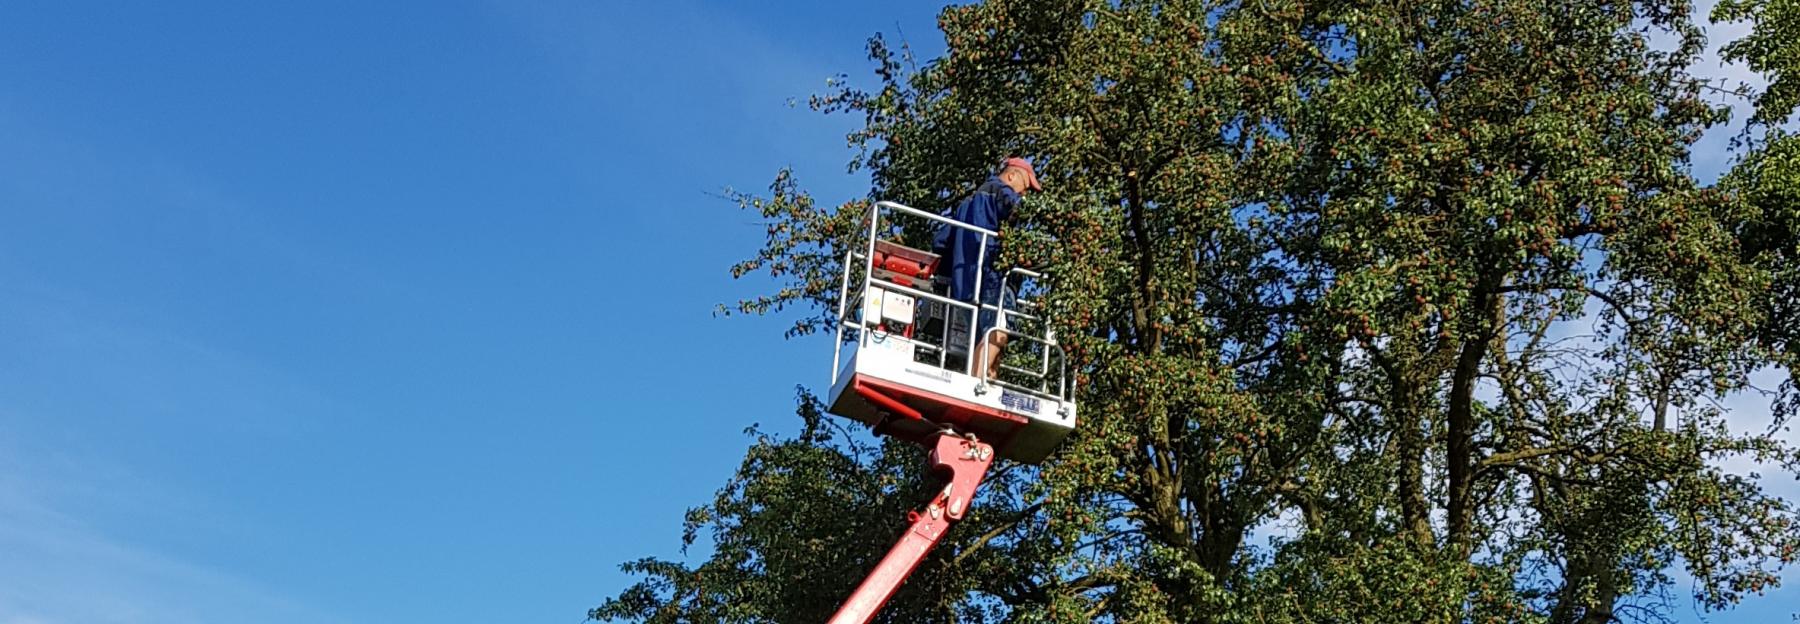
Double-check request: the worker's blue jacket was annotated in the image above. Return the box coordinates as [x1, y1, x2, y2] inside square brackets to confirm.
[933, 176, 1018, 304]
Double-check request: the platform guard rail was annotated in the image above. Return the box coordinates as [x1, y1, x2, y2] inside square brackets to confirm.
[830, 200, 1074, 409]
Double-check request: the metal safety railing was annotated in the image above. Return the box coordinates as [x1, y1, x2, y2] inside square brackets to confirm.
[831, 200, 1074, 407]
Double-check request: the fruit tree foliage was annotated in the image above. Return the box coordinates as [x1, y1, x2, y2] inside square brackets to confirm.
[594, 1, 1800, 622]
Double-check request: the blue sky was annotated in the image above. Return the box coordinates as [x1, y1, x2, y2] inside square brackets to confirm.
[0, 2, 1790, 623]
[0, 2, 942, 622]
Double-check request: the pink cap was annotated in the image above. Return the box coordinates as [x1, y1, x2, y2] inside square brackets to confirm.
[1002, 157, 1042, 191]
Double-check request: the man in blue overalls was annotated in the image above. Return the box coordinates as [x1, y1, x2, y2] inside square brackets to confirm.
[934, 157, 1041, 380]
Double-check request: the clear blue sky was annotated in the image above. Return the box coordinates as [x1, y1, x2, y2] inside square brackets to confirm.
[0, 2, 941, 622]
[0, 2, 1789, 623]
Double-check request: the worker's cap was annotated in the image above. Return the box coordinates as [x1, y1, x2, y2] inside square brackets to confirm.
[1002, 157, 1042, 191]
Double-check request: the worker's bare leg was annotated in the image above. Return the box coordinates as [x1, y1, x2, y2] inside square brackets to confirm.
[977, 333, 1009, 380]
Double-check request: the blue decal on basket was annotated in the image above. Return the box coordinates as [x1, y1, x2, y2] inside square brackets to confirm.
[1000, 390, 1042, 414]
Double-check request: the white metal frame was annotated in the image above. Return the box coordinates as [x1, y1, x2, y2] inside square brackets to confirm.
[830, 200, 1075, 407]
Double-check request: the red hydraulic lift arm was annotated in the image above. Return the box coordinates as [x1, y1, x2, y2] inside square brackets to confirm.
[826, 433, 996, 624]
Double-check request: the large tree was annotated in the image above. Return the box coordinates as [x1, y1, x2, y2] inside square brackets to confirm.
[594, 1, 1800, 622]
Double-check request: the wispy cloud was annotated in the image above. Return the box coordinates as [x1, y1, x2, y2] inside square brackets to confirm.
[0, 288, 349, 624]
[0, 434, 346, 624]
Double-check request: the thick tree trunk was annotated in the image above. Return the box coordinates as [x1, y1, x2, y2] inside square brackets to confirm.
[1446, 336, 1488, 548]
[1395, 388, 1434, 547]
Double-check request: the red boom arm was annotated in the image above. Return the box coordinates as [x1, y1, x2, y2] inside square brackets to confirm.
[826, 433, 995, 624]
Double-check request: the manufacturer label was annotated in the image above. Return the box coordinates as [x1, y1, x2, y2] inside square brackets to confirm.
[903, 366, 951, 384]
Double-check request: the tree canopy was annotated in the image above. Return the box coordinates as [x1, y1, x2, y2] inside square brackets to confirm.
[595, 1, 1800, 622]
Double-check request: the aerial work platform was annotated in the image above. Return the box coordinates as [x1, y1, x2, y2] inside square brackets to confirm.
[820, 199, 1078, 624]
[825, 201, 1077, 464]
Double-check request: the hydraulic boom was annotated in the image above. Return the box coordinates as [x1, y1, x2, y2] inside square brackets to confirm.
[826, 432, 995, 624]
